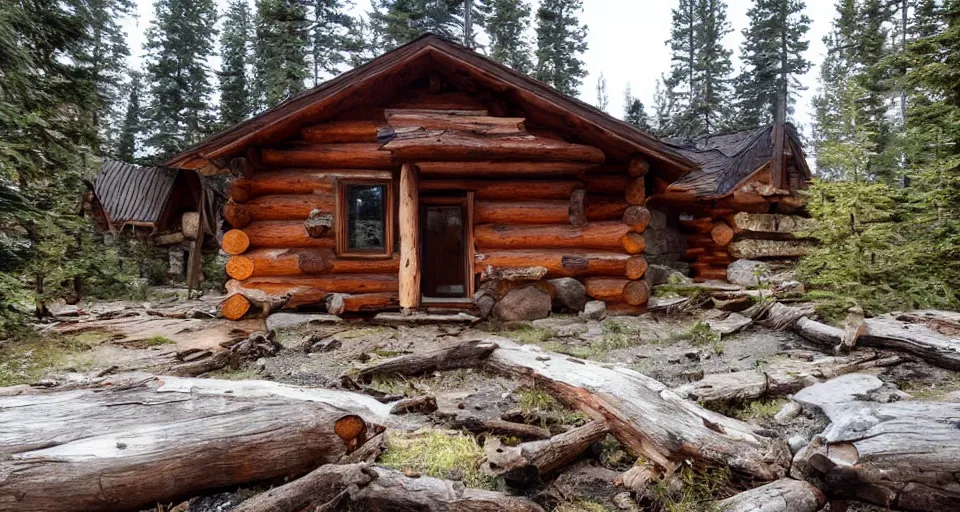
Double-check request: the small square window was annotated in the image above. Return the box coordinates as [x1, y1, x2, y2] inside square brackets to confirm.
[337, 180, 394, 258]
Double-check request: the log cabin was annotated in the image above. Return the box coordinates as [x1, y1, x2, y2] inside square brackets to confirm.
[161, 35, 810, 320]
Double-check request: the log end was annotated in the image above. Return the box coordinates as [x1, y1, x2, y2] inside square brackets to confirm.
[221, 294, 252, 320]
[711, 222, 734, 247]
[222, 229, 251, 255]
[623, 206, 651, 232]
[225, 255, 255, 281]
[334, 414, 368, 443]
[223, 202, 252, 229]
[625, 177, 646, 205]
[622, 232, 646, 254]
[628, 158, 650, 177]
[623, 280, 650, 306]
[230, 179, 252, 203]
[625, 256, 648, 280]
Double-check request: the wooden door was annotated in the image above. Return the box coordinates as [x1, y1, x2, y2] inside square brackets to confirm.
[420, 204, 466, 299]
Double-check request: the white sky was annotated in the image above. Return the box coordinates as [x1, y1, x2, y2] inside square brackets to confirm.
[122, 0, 835, 136]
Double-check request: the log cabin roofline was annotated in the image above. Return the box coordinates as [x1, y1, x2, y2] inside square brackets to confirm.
[163, 34, 698, 178]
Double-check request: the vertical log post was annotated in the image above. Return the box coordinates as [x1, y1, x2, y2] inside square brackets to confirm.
[399, 163, 420, 311]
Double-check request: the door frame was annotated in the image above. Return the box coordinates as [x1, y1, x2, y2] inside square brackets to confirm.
[418, 192, 475, 304]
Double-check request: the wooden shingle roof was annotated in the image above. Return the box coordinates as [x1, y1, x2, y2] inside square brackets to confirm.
[94, 159, 179, 225]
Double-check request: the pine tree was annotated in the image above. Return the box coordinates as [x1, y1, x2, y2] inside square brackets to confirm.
[219, 0, 253, 126]
[595, 72, 609, 112]
[371, 0, 464, 48]
[116, 71, 142, 162]
[253, 0, 311, 109]
[653, 76, 678, 136]
[479, 0, 533, 73]
[310, 0, 356, 85]
[534, 0, 588, 96]
[734, 0, 811, 128]
[142, 0, 219, 159]
[851, 0, 896, 180]
[623, 84, 651, 131]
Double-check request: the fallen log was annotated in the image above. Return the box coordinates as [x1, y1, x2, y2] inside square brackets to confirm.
[790, 374, 960, 510]
[483, 420, 610, 487]
[223, 194, 335, 228]
[475, 250, 636, 278]
[419, 179, 582, 200]
[416, 161, 596, 176]
[0, 377, 389, 512]
[474, 221, 630, 251]
[382, 132, 605, 164]
[484, 340, 791, 481]
[447, 417, 551, 440]
[716, 479, 826, 512]
[261, 144, 396, 169]
[355, 339, 499, 382]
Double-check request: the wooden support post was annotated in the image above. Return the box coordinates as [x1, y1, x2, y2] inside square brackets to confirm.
[399, 163, 420, 311]
[771, 97, 786, 189]
[186, 190, 206, 297]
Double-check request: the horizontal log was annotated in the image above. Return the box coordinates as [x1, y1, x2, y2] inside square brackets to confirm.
[326, 292, 399, 314]
[717, 479, 825, 512]
[230, 170, 389, 203]
[416, 161, 597, 176]
[475, 250, 637, 278]
[583, 277, 628, 301]
[300, 120, 381, 143]
[242, 221, 336, 249]
[475, 200, 569, 224]
[581, 174, 628, 195]
[227, 275, 398, 309]
[585, 197, 629, 221]
[356, 339, 499, 382]
[382, 132, 605, 164]
[225, 249, 400, 280]
[261, 145, 396, 169]
[623, 280, 650, 306]
[728, 212, 816, 235]
[419, 179, 582, 200]
[605, 302, 648, 315]
[625, 256, 648, 280]
[474, 222, 630, 251]
[224, 194, 334, 228]
[385, 112, 526, 135]
[711, 222, 734, 247]
[729, 239, 815, 259]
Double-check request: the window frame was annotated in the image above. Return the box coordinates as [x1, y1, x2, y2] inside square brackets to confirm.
[335, 178, 396, 259]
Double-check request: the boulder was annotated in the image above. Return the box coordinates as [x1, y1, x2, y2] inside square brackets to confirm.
[644, 264, 689, 287]
[546, 278, 587, 312]
[579, 300, 607, 321]
[726, 259, 771, 287]
[493, 286, 552, 322]
[647, 209, 668, 230]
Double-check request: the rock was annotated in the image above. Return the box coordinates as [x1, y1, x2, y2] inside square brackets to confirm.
[307, 337, 342, 353]
[705, 312, 752, 336]
[774, 401, 802, 424]
[547, 278, 587, 312]
[647, 209, 668, 230]
[612, 491, 641, 511]
[493, 286, 552, 322]
[788, 435, 809, 455]
[726, 259, 771, 287]
[532, 317, 588, 337]
[579, 300, 607, 321]
[473, 290, 496, 319]
[265, 312, 342, 332]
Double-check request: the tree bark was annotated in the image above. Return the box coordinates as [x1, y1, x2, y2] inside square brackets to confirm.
[399, 163, 420, 310]
[223, 194, 335, 228]
[355, 339, 499, 382]
[261, 144, 396, 169]
[716, 479, 826, 512]
[382, 132, 605, 164]
[475, 222, 630, 251]
[0, 378, 388, 512]
[583, 278, 628, 301]
[475, 250, 634, 278]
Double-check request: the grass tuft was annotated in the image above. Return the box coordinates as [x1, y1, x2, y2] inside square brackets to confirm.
[0, 331, 107, 386]
[379, 430, 501, 490]
[514, 387, 588, 427]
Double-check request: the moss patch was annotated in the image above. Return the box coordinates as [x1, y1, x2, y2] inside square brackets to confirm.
[898, 374, 960, 400]
[514, 387, 589, 428]
[647, 463, 731, 512]
[706, 398, 787, 425]
[379, 430, 501, 490]
[0, 331, 108, 386]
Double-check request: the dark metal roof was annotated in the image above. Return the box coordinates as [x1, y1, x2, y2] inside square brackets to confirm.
[663, 124, 810, 198]
[94, 159, 179, 225]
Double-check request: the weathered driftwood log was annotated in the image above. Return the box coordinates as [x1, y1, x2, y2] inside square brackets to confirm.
[399, 163, 420, 310]
[716, 479, 826, 512]
[386, 112, 526, 134]
[0, 377, 389, 512]
[474, 222, 630, 251]
[839, 306, 866, 353]
[569, 189, 587, 226]
[223, 194, 335, 227]
[483, 420, 610, 487]
[475, 250, 637, 278]
[299, 120, 381, 143]
[625, 176, 645, 205]
[484, 340, 791, 481]
[728, 212, 816, 235]
[475, 200, 572, 225]
[674, 349, 903, 405]
[795, 313, 960, 371]
[230, 170, 389, 203]
[621, 231, 646, 254]
[711, 222, 734, 247]
[729, 239, 814, 259]
[226, 249, 400, 280]
[416, 161, 596, 176]
[355, 339, 499, 382]
[261, 144, 396, 169]
[791, 375, 960, 510]
[419, 179, 582, 200]
[382, 132, 606, 164]
[623, 205, 651, 232]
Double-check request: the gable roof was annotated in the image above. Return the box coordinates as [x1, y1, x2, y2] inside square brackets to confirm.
[95, 159, 180, 225]
[164, 34, 697, 176]
[662, 124, 811, 198]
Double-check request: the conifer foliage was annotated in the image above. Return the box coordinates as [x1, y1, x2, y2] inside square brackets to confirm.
[219, 0, 253, 127]
[252, 0, 311, 109]
[534, 0, 588, 96]
[479, 0, 534, 73]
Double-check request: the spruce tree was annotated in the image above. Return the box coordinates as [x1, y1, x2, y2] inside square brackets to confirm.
[371, 0, 463, 48]
[310, 0, 356, 85]
[116, 71, 142, 163]
[734, 0, 811, 128]
[623, 84, 651, 131]
[852, 0, 896, 180]
[652, 76, 678, 136]
[219, 0, 253, 126]
[534, 0, 588, 96]
[253, 0, 311, 109]
[479, 0, 533, 73]
[595, 72, 609, 112]
[142, 0, 219, 159]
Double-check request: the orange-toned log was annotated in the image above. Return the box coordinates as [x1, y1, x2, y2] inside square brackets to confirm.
[475, 200, 569, 225]
[623, 280, 650, 306]
[301, 120, 381, 143]
[623, 206, 651, 232]
[222, 229, 251, 255]
[625, 257, 648, 280]
[628, 158, 650, 177]
[416, 161, 597, 177]
[711, 222, 734, 247]
[680, 217, 716, 234]
[230, 170, 388, 203]
[382, 132, 606, 164]
[225, 249, 400, 280]
[385, 112, 526, 135]
[420, 179, 582, 200]
[327, 292, 399, 314]
[606, 302, 648, 316]
[243, 221, 335, 249]
[399, 163, 420, 310]
[475, 250, 632, 278]
[227, 275, 399, 309]
[585, 197, 629, 221]
[220, 294, 251, 320]
[261, 144, 396, 169]
[223, 194, 335, 228]
[621, 232, 646, 254]
[582, 175, 628, 195]
[625, 177, 646, 205]
[583, 278, 629, 301]
[474, 222, 630, 251]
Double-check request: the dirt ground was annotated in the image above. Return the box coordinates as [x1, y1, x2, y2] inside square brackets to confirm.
[6, 293, 958, 512]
